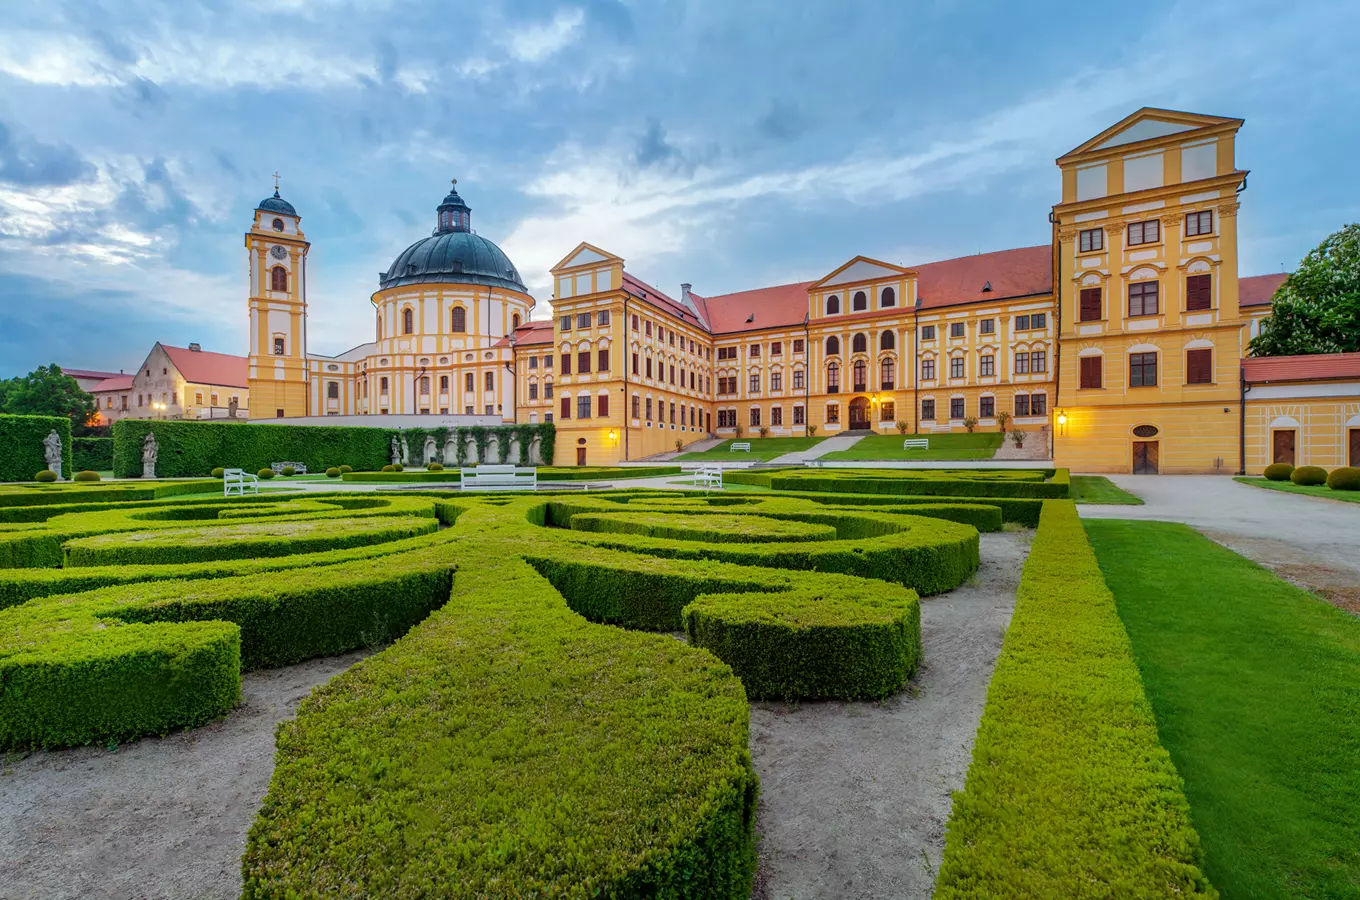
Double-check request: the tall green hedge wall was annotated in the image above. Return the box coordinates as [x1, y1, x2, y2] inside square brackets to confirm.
[72, 437, 113, 472]
[112, 420, 397, 477]
[0, 415, 71, 481]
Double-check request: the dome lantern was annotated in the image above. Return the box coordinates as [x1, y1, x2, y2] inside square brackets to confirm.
[378, 181, 525, 292]
[436, 178, 470, 234]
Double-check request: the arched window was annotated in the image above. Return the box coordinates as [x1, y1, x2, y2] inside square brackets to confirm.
[420, 376, 430, 395]
[852, 291, 867, 311]
[512, 313, 521, 329]
[826, 362, 840, 392]
[853, 359, 867, 391]
[852, 333, 867, 354]
[881, 287, 896, 307]
[440, 375, 449, 391]
[826, 336, 840, 355]
[403, 308, 414, 335]
[827, 295, 841, 314]
[881, 359, 895, 387]
[271, 266, 287, 291]
[380, 376, 389, 392]
[450, 307, 466, 333]
[880, 330, 895, 351]
[327, 382, 339, 399]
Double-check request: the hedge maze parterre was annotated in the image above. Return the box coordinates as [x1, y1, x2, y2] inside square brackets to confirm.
[0, 468, 1216, 898]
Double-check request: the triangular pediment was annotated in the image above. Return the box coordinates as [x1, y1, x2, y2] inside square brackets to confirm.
[1061, 108, 1242, 161]
[813, 256, 912, 289]
[551, 242, 621, 273]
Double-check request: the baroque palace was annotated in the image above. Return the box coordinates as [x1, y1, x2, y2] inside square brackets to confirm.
[244, 108, 1360, 474]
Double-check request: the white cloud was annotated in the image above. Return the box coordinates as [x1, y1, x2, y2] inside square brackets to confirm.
[504, 8, 585, 63]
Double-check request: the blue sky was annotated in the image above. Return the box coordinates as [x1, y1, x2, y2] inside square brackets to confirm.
[1, 0, 1358, 376]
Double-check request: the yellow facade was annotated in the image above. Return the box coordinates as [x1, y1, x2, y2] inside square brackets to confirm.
[246, 194, 310, 419]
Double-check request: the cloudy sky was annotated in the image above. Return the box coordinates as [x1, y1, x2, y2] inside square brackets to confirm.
[1, 0, 1358, 376]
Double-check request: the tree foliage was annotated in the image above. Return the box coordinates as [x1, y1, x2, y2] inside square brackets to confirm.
[1249, 223, 1360, 356]
[0, 365, 99, 434]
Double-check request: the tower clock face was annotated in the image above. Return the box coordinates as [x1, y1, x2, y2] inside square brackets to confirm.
[270, 245, 288, 260]
[272, 218, 285, 231]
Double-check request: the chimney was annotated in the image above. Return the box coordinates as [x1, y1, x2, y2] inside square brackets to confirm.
[189, 343, 202, 352]
[681, 283, 692, 302]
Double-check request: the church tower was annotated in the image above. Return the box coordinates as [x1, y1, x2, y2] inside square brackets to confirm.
[246, 179, 311, 418]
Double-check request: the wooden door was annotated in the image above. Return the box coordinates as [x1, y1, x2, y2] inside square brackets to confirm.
[1350, 428, 1359, 467]
[1132, 441, 1159, 474]
[848, 397, 870, 430]
[1272, 430, 1296, 465]
[576, 447, 587, 466]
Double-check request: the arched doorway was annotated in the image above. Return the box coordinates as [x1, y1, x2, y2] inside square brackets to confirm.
[849, 396, 870, 430]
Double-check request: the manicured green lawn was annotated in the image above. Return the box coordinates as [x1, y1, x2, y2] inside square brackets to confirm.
[675, 437, 824, 462]
[819, 432, 1002, 461]
[1234, 476, 1360, 503]
[1069, 475, 1143, 505]
[1085, 519, 1360, 900]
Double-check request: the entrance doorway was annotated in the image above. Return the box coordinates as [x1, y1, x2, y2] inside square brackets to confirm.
[1350, 428, 1359, 467]
[1132, 440, 1159, 474]
[848, 396, 870, 430]
[1272, 429, 1296, 466]
[576, 446, 587, 466]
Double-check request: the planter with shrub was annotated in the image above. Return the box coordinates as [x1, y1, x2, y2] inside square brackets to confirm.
[257, 468, 275, 480]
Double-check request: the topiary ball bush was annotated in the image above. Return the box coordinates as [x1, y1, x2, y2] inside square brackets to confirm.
[73, 470, 101, 482]
[381, 464, 396, 473]
[257, 468, 276, 480]
[325, 467, 341, 478]
[1263, 463, 1294, 481]
[427, 462, 443, 471]
[339, 465, 353, 474]
[1326, 466, 1360, 491]
[1291, 465, 1328, 486]
[34, 470, 58, 483]
[281, 466, 296, 477]
[393, 463, 404, 472]
[211, 467, 226, 479]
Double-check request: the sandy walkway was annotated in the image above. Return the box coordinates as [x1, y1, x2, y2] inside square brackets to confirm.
[750, 530, 1031, 899]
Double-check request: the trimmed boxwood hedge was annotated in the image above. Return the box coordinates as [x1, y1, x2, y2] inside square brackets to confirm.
[1291, 465, 1328, 486]
[0, 414, 71, 481]
[72, 436, 113, 472]
[934, 500, 1214, 897]
[1263, 462, 1294, 481]
[111, 419, 398, 478]
[1327, 466, 1360, 490]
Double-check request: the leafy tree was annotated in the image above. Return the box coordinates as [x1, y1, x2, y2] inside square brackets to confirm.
[1249, 223, 1360, 356]
[0, 364, 99, 434]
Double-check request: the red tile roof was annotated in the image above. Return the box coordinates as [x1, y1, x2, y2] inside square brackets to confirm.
[915, 245, 1052, 309]
[162, 344, 249, 388]
[91, 375, 133, 392]
[622, 273, 703, 326]
[1239, 272, 1288, 308]
[1243, 352, 1360, 384]
[503, 319, 554, 348]
[702, 282, 816, 335]
[62, 367, 122, 381]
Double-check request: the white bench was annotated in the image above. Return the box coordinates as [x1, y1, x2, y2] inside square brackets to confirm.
[730, 442, 751, 452]
[460, 464, 537, 491]
[902, 439, 930, 450]
[223, 468, 259, 497]
[693, 465, 724, 489]
[271, 461, 307, 475]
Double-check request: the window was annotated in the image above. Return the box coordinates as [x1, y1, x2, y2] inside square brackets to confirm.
[544, 355, 553, 371]
[827, 362, 840, 393]
[1186, 273, 1212, 311]
[273, 337, 285, 355]
[327, 382, 339, 399]
[1033, 351, 1047, 373]
[1015, 394, 1031, 416]
[880, 331, 895, 351]
[717, 408, 729, 428]
[881, 286, 896, 307]
[598, 349, 610, 371]
[749, 407, 761, 427]
[598, 394, 609, 417]
[419, 376, 430, 395]
[631, 395, 640, 418]
[669, 364, 676, 385]
[632, 352, 639, 375]
[576, 351, 591, 374]
[195, 392, 204, 406]
[794, 406, 805, 425]
[951, 397, 965, 419]
[771, 406, 783, 426]
[451, 307, 466, 332]
[669, 402, 676, 425]
[1079, 287, 1102, 322]
[852, 291, 867, 311]
[793, 370, 805, 390]
[1129, 281, 1160, 317]
[880, 401, 895, 422]
[485, 371, 495, 391]
[771, 371, 782, 391]
[465, 373, 474, 392]
[980, 354, 995, 377]
[826, 336, 840, 355]
[979, 319, 995, 335]
[529, 357, 538, 370]
[1080, 355, 1102, 389]
[749, 373, 760, 394]
[793, 339, 804, 353]
[1031, 313, 1046, 329]
[380, 376, 390, 393]
[1015, 352, 1030, 374]
[880, 359, 894, 389]
[561, 315, 572, 331]
[921, 325, 936, 340]
[1015, 315, 1030, 330]
[545, 412, 553, 423]
[271, 266, 287, 291]
[748, 344, 760, 358]
[1186, 348, 1213, 384]
[1127, 219, 1161, 245]
[597, 310, 610, 326]
[826, 294, 840, 314]
[921, 399, 935, 420]
[921, 359, 935, 380]
[1079, 228, 1105, 253]
[1185, 210, 1213, 237]
[562, 354, 572, 375]
[440, 375, 449, 391]
[561, 396, 571, 419]
[644, 357, 652, 379]
[853, 360, 867, 392]
[576, 313, 591, 329]
[512, 313, 521, 330]
[1129, 351, 1158, 387]
[826, 403, 839, 424]
[950, 322, 965, 338]
[980, 396, 995, 417]
[402, 308, 414, 335]
[771, 341, 782, 356]
[1032, 394, 1047, 415]
[646, 398, 653, 421]
[950, 357, 965, 379]
[631, 314, 639, 331]
[529, 383, 538, 400]
[852, 333, 867, 354]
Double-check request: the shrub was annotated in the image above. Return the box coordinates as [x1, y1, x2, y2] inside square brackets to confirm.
[339, 465, 353, 474]
[325, 467, 341, 478]
[426, 462, 443, 471]
[1263, 463, 1294, 481]
[393, 463, 404, 472]
[996, 411, 1011, 434]
[257, 468, 275, 479]
[1326, 466, 1360, 491]
[34, 470, 57, 483]
[281, 466, 297, 477]
[896, 421, 909, 434]
[1010, 429, 1027, 448]
[381, 464, 396, 473]
[72, 436, 113, 473]
[963, 415, 979, 433]
[807, 424, 817, 437]
[211, 467, 226, 478]
[0, 414, 71, 482]
[675, 439, 683, 452]
[111, 419, 398, 478]
[72, 471, 101, 483]
[758, 425, 770, 438]
[1291, 465, 1327, 486]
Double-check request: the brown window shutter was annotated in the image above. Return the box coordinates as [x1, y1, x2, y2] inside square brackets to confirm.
[1187, 348, 1212, 384]
[560, 396, 571, 419]
[1079, 288, 1102, 322]
[1186, 274, 1212, 311]
[598, 394, 609, 417]
[1080, 356, 1102, 389]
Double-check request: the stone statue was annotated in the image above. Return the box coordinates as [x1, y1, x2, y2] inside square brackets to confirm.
[43, 430, 64, 480]
[141, 432, 158, 479]
[390, 435, 402, 466]
[228, 396, 239, 419]
[400, 436, 410, 466]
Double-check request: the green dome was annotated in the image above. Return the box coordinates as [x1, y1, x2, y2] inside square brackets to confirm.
[379, 183, 525, 292]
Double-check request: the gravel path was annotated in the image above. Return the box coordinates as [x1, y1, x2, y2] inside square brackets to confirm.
[750, 530, 1031, 899]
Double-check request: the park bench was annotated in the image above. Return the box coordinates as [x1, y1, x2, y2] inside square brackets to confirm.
[460, 464, 537, 491]
[271, 461, 308, 475]
[223, 468, 259, 497]
[902, 439, 929, 450]
[692, 465, 724, 489]
[730, 442, 751, 452]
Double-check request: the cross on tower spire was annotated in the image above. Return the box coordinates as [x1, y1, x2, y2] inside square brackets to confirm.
[273, 171, 281, 191]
